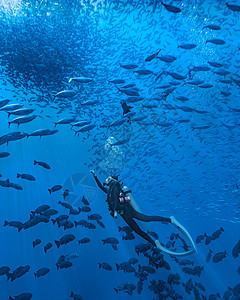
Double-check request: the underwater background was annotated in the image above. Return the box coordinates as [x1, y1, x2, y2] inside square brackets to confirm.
[0, 0, 240, 299]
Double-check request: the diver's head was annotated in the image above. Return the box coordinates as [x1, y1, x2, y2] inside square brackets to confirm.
[104, 175, 119, 186]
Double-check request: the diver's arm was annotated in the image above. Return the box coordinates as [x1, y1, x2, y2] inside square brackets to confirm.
[91, 170, 108, 193]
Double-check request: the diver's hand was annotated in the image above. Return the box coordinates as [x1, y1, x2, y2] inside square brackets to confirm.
[90, 170, 96, 177]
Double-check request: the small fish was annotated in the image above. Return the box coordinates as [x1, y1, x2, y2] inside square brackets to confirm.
[206, 249, 213, 263]
[17, 174, 36, 181]
[33, 239, 41, 248]
[213, 250, 227, 263]
[98, 263, 112, 271]
[206, 39, 226, 45]
[44, 242, 53, 253]
[34, 160, 51, 169]
[0, 152, 10, 158]
[145, 49, 161, 62]
[178, 44, 196, 49]
[48, 185, 62, 194]
[226, 3, 240, 11]
[161, 2, 181, 13]
[34, 267, 49, 278]
[203, 24, 221, 30]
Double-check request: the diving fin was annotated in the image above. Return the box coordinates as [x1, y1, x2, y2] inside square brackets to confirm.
[170, 216, 197, 252]
[155, 240, 195, 257]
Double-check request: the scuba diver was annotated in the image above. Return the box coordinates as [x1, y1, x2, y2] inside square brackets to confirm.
[91, 170, 197, 256]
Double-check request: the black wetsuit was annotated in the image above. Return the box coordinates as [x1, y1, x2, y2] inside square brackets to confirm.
[93, 175, 171, 246]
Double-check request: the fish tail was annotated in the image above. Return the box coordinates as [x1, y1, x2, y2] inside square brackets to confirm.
[6, 273, 12, 281]
[34, 272, 37, 278]
[116, 263, 119, 271]
[55, 240, 60, 248]
[17, 173, 21, 178]
[48, 189, 52, 194]
[98, 263, 102, 268]
[33, 160, 37, 165]
[4, 220, 9, 226]
[8, 122, 10, 128]
[114, 288, 118, 293]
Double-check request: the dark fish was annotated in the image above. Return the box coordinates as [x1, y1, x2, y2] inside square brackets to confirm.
[206, 39, 226, 45]
[102, 237, 119, 250]
[0, 152, 10, 158]
[121, 101, 133, 115]
[7, 108, 35, 117]
[108, 79, 126, 84]
[213, 250, 227, 263]
[9, 293, 32, 300]
[63, 189, 69, 200]
[78, 238, 90, 244]
[203, 24, 221, 30]
[211, 227, 224, 240]
[226, 3, 240, 11]
[31, 204, 50, 216]
[70, 291, 83, 300]
[27, 129, 58, 138]
[81, 206, 91, 212]
[54, 117, 76, 127]
[7, 265, 30, 281]
[120, 64, 138, 69]
[208, 61, 223, 68]
[8, 115, 37, 127]
[0, 266, 10, 276]
[0, 104, 23, 111]
[117, 87, 140, 96]
[48, 185, 62, 194]
[178, 44, 196, 49]
[4, 220, 23, 230]
[44, 243, 53, 253]
[98, 263, 112, 271]
[41, 209, 58, 217]
[206, 249, 213, 263]
[232, 240, 240, 259]
[157, 55, 176, 63]
[33, 239, 41, 248]
[55, 234, 75, 248]
[34, 267, 49, 278]
[74, 124, 96, 134]
[82, 196, 89, 205]
[110, 138, 130, 146]
[54, 90, 78, 99]
[145, 49, 161, 61]
[0, 132, 27, 146]
[17, 174, 35, 181]
[33, 160, 51, 169]
[0, 99, 10, 108]
[196, 235, 205, 244]
[161, 2, 181, 13]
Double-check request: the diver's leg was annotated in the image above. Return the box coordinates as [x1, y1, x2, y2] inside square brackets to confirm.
[129, 206, 171, 223]
[121, 214, 155, 246]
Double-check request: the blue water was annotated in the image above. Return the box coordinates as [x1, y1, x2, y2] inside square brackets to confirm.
[0, 0, 240, 299]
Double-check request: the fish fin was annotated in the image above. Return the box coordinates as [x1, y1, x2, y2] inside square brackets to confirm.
[55, 240, 60, 248]
[48, 189, 52, 194]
